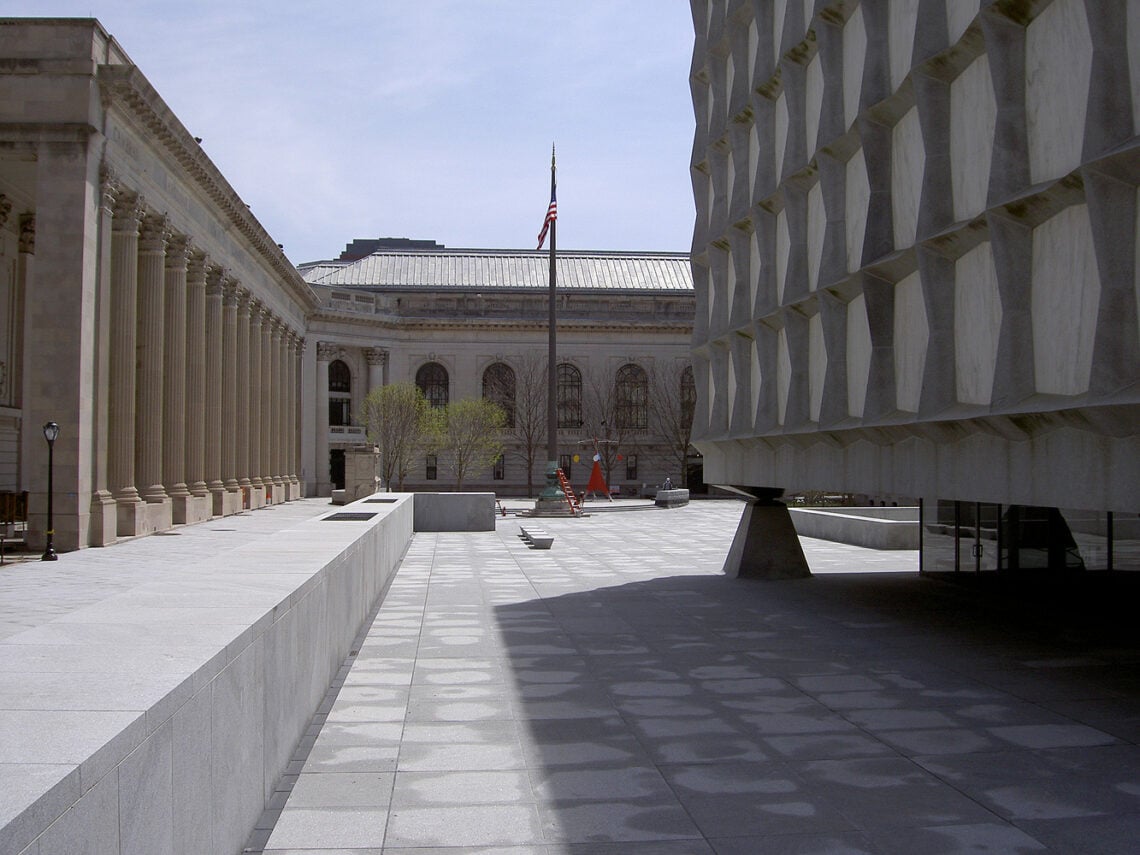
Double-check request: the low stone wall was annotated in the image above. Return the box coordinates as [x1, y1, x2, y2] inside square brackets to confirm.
[790, 507, 920, 550]
[0, 496, 414, 855]
[413, 492, 496, 531]
[655, 488, 690, 508]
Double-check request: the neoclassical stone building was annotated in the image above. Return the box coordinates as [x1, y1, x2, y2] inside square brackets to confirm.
[0, 19, 697, 551]
[690, 1, 1139, 572]
[300, 244, 696, 496]
[1, 19, 312, 551]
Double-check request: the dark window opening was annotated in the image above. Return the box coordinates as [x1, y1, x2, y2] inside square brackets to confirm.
[482, 362, 516, 428]
[557, 363, 582, 429]
[615, 363, 648, 429]
[416, 362, 449, 409]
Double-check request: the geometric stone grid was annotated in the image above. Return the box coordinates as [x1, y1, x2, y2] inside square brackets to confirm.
[690, 0, 1140, 512]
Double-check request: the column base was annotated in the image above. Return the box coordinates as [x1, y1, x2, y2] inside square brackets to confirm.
[173, 494, 213, 526]
[288, 477, 301, 500]
[212, 488, 242, 517]
[723, 499, 811, 580]
[89, 491, 118, 546]
[116, 497, 172, 537]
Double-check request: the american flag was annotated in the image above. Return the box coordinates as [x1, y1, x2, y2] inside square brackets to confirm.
[537, 187, 557, 250]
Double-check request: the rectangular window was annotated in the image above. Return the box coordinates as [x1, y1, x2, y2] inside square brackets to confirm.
[558, 453, 572, 481]
[329, 398, 351, 427]
[625, 454, 638, 481]
[426, 455, 437, 481]
[492, 455, 505, 481]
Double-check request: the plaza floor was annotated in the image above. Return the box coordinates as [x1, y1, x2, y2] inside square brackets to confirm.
[247, 499, 1140, 854]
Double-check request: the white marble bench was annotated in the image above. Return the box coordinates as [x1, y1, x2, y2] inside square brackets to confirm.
[518, 525, 555, 549]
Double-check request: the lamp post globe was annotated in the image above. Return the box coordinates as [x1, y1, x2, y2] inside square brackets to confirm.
[41, 421, 58, 561]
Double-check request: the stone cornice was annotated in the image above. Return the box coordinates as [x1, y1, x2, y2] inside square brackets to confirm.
[307, 306, 692, 336]
[96, 64, 317, 313]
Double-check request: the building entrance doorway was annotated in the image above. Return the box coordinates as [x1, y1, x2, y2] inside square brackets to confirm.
[330, 449, 345, 491]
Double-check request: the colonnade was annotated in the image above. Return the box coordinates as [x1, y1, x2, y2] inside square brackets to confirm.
[97, 171, 303, 540]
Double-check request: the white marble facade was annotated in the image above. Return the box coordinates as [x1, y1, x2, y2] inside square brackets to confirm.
[691, 0, 1139, 515]
[0, 20, 311, 550]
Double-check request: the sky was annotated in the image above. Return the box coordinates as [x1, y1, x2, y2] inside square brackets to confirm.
[11, 1, 698, 264]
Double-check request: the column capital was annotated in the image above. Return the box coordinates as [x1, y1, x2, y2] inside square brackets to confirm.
[222, 278, 242, 308]
[18, 213, 34, 254]
[112, 192, 145, 233]
[164, 234, 191, 269]
[364, 347, 389, 367]
[270, 317, 286, 340]
[187, 249, 208, 280]
[205, 265, 226, 296]
[99, 164, 121, 212]
[0, 194, 13, 231]
[138, 212, 170, 254]
[317, 341, 343, 362]
[249, 298, 266, 325]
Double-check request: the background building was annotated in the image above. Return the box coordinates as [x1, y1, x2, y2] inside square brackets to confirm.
[690, 0, 1139, 572]
[300, 244, 697, 497]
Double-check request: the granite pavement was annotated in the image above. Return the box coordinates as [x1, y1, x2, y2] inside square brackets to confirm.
[252, 499, 1140, 855]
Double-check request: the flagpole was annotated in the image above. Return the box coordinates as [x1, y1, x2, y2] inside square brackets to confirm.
[546, 144, 558, 466]
[535, 144, 567, 512]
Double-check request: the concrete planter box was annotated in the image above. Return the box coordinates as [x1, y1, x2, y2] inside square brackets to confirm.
[654, 488, 690, 508]
[412, 492, 496, 531]
[790, 507, 919, 550]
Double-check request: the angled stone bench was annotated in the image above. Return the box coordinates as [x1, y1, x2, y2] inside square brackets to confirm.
[519, 525, 555, 549]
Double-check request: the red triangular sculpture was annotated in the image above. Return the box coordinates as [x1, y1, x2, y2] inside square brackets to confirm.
[585, 460, 608, 494]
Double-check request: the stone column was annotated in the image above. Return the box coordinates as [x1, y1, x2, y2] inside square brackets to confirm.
[163, 235, 192, 522]
[109, 193, 144, 533]
[135, 212, 170, 511]
[221, 281, 240, 497]
[315, 342, 335, 497]
[271, 320, 287, 493]
[261, 312, 274, 501]
[205, 268, 226, 513]
[287, 334, 301, 497]
[248, 303, 264, 503]
[235, 291, 252, 500]
[364, 347, 387, 395]
[185, 251, 209, 500]
[89, 171, 118, 545]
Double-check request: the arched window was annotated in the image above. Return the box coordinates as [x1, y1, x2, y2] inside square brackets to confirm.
[328, 359, 352, 426]
[482, 362, 516, 428]
[416, 362, 449, 409]
[680, 365, 696, 428]
[615, 363, 648, 429]
[557, 363, 582, 429]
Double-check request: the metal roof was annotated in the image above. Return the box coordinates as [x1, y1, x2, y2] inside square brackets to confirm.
[298, 249, 693, 293]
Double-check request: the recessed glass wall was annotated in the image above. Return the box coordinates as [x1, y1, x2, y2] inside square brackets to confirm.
[921, 502, 1139, 574]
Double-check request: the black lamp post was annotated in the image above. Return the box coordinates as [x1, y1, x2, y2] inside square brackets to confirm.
[41, 421, 58, 561]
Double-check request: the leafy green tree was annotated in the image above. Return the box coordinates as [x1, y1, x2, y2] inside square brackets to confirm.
[359, 382, 434, 491]
[438, 398, 506, 490]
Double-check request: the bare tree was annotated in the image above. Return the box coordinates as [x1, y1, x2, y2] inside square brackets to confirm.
[582, 365, 642, 489]
[439, 398, 506, 490]
[648, 360, 696, 487]
[359, 382, 433, 491]
[485, 352, 546, 496]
